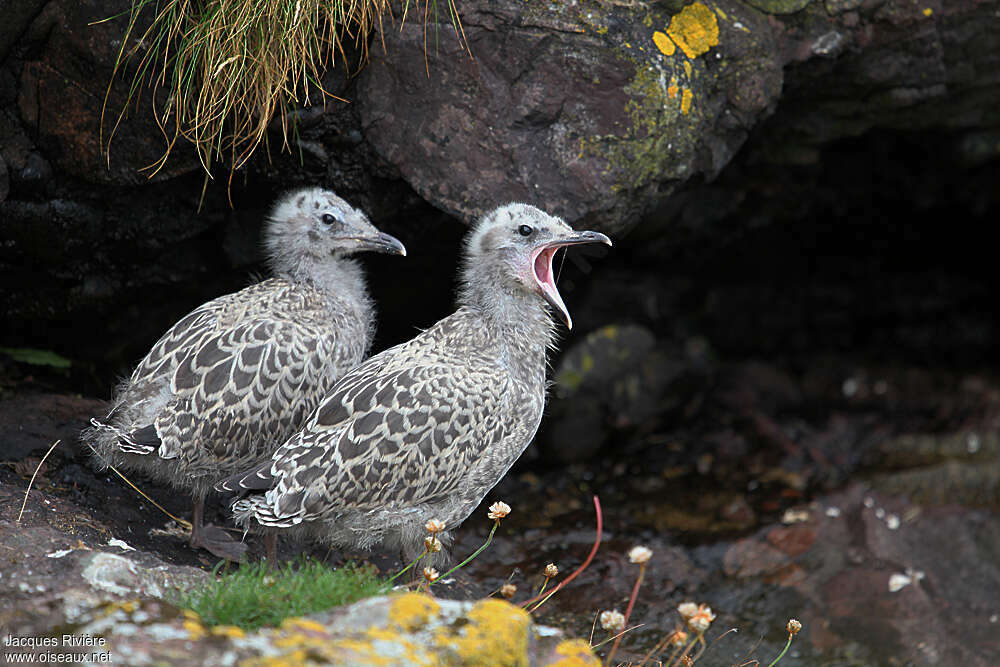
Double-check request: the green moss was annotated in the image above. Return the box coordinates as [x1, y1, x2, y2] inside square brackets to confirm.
[590, 60, 683, 191]
[176, 559, 389, 631]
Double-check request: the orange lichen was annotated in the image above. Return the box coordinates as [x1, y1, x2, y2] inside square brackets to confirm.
[652, 31, 676, 56]
[389, 592, 440, 632]
[667, 85, 680, 99]
[210, 624, 246, 639]
[681, 88, 693, 115]
[922, 7, 933, 15]
[666, 3, 720, 59]
[182, 618, 207, 640]
[279, 617, 328, 635]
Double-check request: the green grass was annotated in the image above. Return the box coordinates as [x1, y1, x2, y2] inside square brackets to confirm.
[177, 558, 390, 631]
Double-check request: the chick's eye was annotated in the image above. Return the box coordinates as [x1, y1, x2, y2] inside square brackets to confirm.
[517, 224, 533, 237]
[321, 213, 338, 225]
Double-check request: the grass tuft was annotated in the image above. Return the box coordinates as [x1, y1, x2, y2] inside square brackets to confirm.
[177, 558, 389, 631]
[101, 0, 467, 188]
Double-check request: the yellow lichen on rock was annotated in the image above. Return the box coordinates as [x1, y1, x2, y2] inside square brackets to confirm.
[436, 598, 531, 666]
[681, 88, 694, 115]
[652, 31, 676, 56]
[182, 618, 207, 640]
[279, 617, 328, 635]
[242, 648, 309, 667]
[549, 639, 601, 666]
[211, 624, 246, 639]
[667, 3, 720, 59]
[389, 592, 440, 632]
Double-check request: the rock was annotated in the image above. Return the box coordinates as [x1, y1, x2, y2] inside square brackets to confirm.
[0, 153, 8, 202]
[0, 0, 48, 63]
[12, 593, 597, 666]
[16, 0, 201, 184]
[540, 324, 687, 461]
[0, 0, 997, 389]
[357, 0, 780, 233]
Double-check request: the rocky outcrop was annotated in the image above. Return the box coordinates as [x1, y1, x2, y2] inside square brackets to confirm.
[2, 0, 999, 382]
[356, 0, 1000, 232]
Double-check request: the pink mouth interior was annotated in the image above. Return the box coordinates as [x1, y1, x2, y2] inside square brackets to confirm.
[531, 244, 574, 327]
[533, 246, 558, 291]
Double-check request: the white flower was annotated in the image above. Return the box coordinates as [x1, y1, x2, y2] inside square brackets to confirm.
[628, 545, 653, 564]
[687, 604, 716, 633]
[677, 601, 699, 619]
[488, 501, 511, 520]
[544, 563, 559, 578]
[787, 619, 802, 635]
[424, 518, 446, 534]
[599, 610, 625, 632]
[500, 583, 517, 599]
[422, 567, 439, 583]
[424, 535, 442, 553]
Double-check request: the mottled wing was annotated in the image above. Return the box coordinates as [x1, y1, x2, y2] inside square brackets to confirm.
[262, 360, 509, 523]
[155, 313, 346, 462]
[213, 345, 400, 493]
[129, 298, 230, 387]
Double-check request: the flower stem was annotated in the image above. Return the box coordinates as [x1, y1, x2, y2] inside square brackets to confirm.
[604, 562, 646, 666]
[388, 550, 426, 585]
[767, 633, 794, 667]
[427, 520, 499, 587]
[520, 495, 603, 610]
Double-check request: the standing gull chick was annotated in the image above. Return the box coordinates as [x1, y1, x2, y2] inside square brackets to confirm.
[83, 188, 406, 560]
[218, 203, 611, 561]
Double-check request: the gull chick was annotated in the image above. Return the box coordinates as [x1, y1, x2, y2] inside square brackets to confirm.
[83, 188, 406, 560]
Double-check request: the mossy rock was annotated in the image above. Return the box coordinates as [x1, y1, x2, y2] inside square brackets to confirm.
[741, 0, 813, 14]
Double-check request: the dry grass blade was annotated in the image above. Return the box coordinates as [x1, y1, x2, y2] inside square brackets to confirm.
[84, 442, 193, 530]
[16, 439, 62, 523]
[102, 0, 467, 187]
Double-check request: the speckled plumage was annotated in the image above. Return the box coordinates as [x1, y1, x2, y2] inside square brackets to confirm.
[82, 188, 405, 557]
[219, 203, 611, 560]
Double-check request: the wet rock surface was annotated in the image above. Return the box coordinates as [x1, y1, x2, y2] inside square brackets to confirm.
[3, 352, 999, 664]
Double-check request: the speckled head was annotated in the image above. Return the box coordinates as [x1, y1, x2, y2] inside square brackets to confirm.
[264, 188, 406, 274]
[461, 203, 612, 329]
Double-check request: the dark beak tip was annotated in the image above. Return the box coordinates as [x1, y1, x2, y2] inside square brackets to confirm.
[373, 232, 407, 256]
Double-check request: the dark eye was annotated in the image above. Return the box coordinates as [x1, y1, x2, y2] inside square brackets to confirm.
[321, 213, 338, 225]
[518, 224, 533, 237]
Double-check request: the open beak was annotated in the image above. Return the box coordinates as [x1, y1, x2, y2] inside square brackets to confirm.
[531, 230, 612, 329]
[350, 231, 407, 256]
